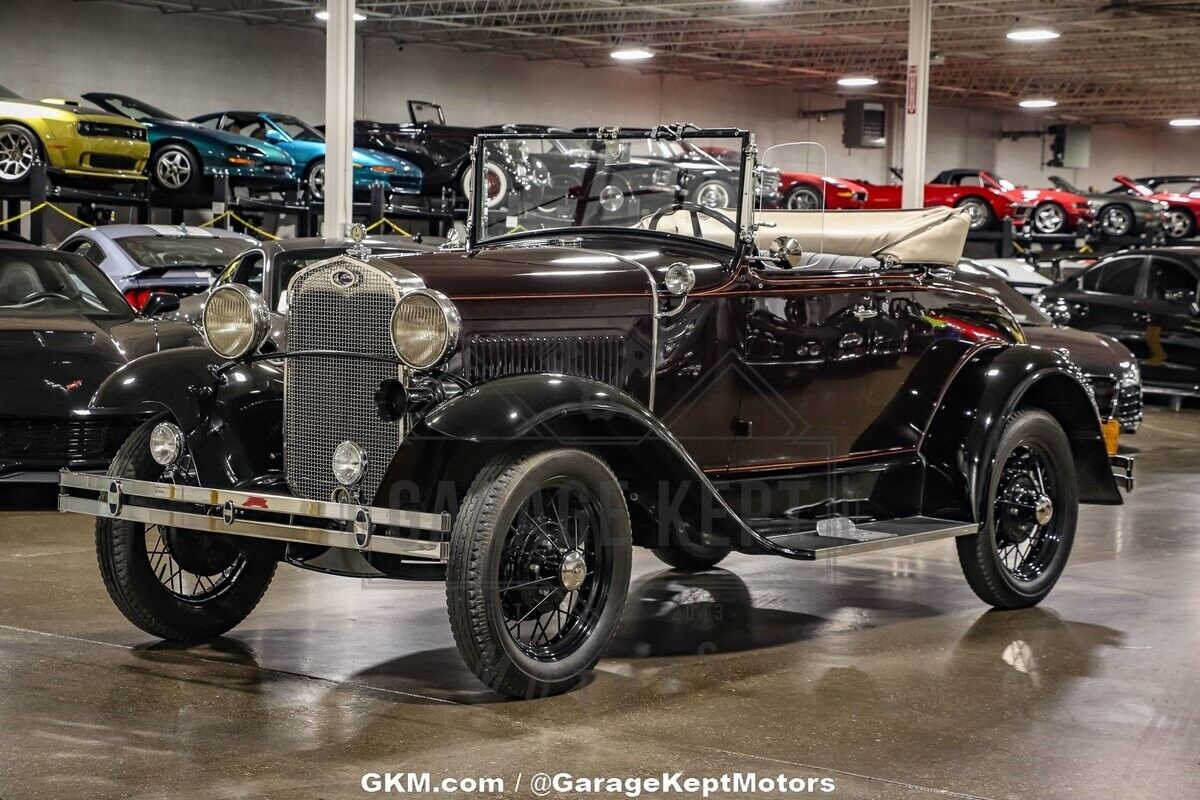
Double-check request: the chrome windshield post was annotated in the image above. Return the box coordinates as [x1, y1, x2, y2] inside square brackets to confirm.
[741, 133, 758, 238]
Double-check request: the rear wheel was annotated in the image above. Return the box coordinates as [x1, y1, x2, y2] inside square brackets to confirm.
[1165, 208, 1196, 240]
[461, 160, 508, 209]
[651, 525, 729, 572]
[95, 418, 277, 641]
[956, 409, 1078, 609]
[446, 447, 631, 698]
[955, 196, 994, 231]
[304, 159, 326, 200]
[0, 123, 40, 183]
[1032, 202, 1067, 234]
[1099, 204, 1135, 238]
[150, 144, 202, 194]
[785, 184, 824, 210]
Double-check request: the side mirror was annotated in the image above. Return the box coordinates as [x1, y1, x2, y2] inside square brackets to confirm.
[141, 292, 181, 317]
[265, 128, 284, 142]
[768, 235, 804, 269]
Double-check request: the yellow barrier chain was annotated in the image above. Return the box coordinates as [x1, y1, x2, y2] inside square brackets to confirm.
[364, 217, 412, 237]
[199, 211, 281, 241]
[44, 202, 90, 227]
[0, 201, 49, 227]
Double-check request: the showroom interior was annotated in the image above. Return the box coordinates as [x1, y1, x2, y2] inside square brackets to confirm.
[2, 0, 1199, 798]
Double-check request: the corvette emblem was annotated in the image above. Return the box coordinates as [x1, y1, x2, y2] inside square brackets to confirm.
[332, 268, 359, 288]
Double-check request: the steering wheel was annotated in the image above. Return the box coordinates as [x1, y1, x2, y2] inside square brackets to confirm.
[647, 201, 738, 238]
[17, 291, 70, 305]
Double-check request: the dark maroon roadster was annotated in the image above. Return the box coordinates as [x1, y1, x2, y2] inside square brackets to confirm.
[59, 127, 1132, 699]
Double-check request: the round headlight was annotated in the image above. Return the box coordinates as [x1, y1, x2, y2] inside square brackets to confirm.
[202, 284, 271, 359]
[149, 421, 184, 466]
[390, 290, 461, 370]
[332, 440, 368, 487]
[664, 262, 696, 296]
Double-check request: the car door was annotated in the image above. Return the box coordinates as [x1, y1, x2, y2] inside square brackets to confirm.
[1139, 255, 1200, 388]
[1057, 255, 1147, 351]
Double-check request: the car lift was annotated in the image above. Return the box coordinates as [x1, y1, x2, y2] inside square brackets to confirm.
[0, 162, 150, 245]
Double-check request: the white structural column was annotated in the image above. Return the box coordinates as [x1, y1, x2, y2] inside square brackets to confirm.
[901, 0, 932, 209]
[322, 0, 356, 237]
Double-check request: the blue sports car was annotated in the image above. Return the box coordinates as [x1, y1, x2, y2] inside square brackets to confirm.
[81, 93, 296, 195]
[191, 110, 422, 201]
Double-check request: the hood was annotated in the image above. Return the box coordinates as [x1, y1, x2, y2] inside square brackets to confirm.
[352, 147, 420, 175]
[5, 98, 135, 125]
[1023, 324, 1134, 380]
[0, 315, 184, 416]
[148, 119, 293, 163]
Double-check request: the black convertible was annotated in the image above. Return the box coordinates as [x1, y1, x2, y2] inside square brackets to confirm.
[0, 242, 199, 483]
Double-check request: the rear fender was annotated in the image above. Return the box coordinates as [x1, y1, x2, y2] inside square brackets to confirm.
[89, 347, 284, 489]
[920, 344, 1121, 523]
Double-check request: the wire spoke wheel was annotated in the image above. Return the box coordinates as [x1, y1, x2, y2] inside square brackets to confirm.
[498, 479, 612, 662]
[142, 523, 246, 603]
[993, 443, 1063, 584]
[0, 126, 37, 182]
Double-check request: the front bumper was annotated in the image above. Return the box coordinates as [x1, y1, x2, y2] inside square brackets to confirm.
[46, 135, 149, 182]
[58, 471, 451, 561]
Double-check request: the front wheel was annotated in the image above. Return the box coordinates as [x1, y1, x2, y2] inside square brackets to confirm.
[956, 409, 1078, 609]
[151, 144, 202, 194]
[1032, 202, 1067, 234]
[446, 447, 632, 698]
[305, 158, 326, 200]
[95, 418, 277, 641]
[0, 123, 41, 183]
[785, 184, 824, 210]
[1099, 204, 1135, 238]
[955, 196, 994, 231]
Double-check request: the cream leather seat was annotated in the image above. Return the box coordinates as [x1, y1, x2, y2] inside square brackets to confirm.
[635, 206, 970, 267]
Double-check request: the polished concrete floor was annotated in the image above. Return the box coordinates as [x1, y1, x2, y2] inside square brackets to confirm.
[1, 407, 1198, 800]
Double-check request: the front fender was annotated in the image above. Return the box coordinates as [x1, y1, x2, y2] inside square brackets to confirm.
[90, 347, 284, 489]
[920, 344, 1121, 523]
[376, 374, 751, 548]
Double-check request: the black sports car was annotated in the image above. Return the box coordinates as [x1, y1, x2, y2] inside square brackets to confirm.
[1048, 175, 1166, 241]
[0, 242, 201, 482]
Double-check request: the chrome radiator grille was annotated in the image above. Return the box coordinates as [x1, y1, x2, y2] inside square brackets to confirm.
[284, 258, 403, 502]
[462, 334, 626, 386]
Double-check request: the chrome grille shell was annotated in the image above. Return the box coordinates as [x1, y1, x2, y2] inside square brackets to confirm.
[284, 256, 415, 502]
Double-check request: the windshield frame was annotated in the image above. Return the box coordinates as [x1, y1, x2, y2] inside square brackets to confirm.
[86, 93, 179, 122]
[466, 127, 755, 250]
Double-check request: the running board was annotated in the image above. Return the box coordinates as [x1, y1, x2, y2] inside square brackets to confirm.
[758, 515, 978, 560]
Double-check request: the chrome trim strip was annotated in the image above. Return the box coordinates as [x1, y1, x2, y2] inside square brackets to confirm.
[58, 471, 449, 561]
[805, 522, 978, 560]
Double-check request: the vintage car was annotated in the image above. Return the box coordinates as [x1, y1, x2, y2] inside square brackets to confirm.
[340, 102, 542, 211]
[1034, 246, 1200, 399]
[190, 111, 422, 202]
[953, 259, 1142, 434]
[932, 169, 1095, 236]
[1047, 175, 1166, 241]
[58, 223, 257, 310]
[81, 93, 296, 195]
[855, 169, 1020, 232]
[1107, 175, 1199, 240]
[0, 241, 200, 483]
[0, 83, 148, 185]
[58, 127, 1131, 700]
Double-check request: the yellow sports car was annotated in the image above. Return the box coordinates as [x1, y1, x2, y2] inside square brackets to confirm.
[0, 84, 149, 184]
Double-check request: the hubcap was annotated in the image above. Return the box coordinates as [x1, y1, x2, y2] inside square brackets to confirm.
[1034, 494, 1054, 526]
[696, 182, 730, 209]
[1167, 211, 1191, 238]
[559, 549, 588, 591]
[788, 188, 822, 210]
[1101, 207, 1132, 236]
[308, 164, 325, 199]
[0, 128, 36, 181]
[1035, 204, 1065, 233]
[155, 150, 193, 190]
[960, 200, 988, 230]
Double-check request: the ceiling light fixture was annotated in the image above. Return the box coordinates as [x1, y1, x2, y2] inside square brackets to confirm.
[1007, 28, 1060, 42]
[610, 46, 655, 61]
[1169, 118, 1200, 128]
[315, 10, 367, 21]
[837, 76, 879, 87]
[1019, 98, 1057, 109]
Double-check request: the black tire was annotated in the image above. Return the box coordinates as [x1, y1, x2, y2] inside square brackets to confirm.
[150, 143, 203, 194]
[650, 525, 730, 572]
[0, 122, 42, 184]
[446, 446, 632, 699]
[785, 184, 824, 210]
[95, 418, 277, 641]
[1032, 202, 1067, 234]
[1165, 208, 1196, 240]
[956, 409, 1078, 609]
[955, 196, 994, 231]
[1099, 204, 1135, 238]
[304, 158, 325, 201]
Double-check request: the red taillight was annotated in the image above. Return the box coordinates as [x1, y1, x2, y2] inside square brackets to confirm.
[124, 288, 154, 311]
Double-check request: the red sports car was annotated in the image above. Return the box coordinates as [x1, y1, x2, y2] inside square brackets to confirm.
[702, 146, 868, 209]
[1109, 175, 1199, 240]
[932, 169, 1095, 236]
[854, 170, 1018, 232]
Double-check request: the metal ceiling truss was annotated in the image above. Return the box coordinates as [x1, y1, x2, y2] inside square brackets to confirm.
[80, 0, 1200, 123]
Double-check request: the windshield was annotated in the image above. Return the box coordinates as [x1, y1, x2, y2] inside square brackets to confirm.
[116, 236, 250, 270]
[471, 130, 748, 247]
[982, 171, 1017, 191]
[90, 94, 178, 122]
[1052, 176, 1083, 194]
[0, 251, 133, 319]
[270, 116, 323, 142]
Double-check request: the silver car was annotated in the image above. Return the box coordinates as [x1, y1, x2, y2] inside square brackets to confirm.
[57, 224, 257, 311]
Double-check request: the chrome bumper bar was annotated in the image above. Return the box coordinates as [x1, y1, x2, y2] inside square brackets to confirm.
[1110, 454, 1135, 492]
[58, 470, 451, 561]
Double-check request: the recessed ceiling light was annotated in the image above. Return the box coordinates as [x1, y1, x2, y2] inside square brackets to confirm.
[315, 10, 367, 21]
[1007, 28, 1060, 42]
[611, 46, 655, 61]
[1019, 98, 1057, 109]
[837, 76, 879, 87]
[1169, 118, 1200, 128]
